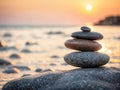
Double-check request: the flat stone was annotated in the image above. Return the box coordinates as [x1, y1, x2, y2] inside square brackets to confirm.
[81, 26, 91, 32]
[71, 32, 103, 40]
[3, 68, 20, 74]
[2, 68, 120, 90]
[65, 39, 102, 51]
[0, 58, 13, 66]
[64, 52, 110, 67]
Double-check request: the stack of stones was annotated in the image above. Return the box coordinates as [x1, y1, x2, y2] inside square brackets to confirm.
[64, 26, 110, 68]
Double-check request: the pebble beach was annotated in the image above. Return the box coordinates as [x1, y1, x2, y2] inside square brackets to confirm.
[0, 26, 120, 90]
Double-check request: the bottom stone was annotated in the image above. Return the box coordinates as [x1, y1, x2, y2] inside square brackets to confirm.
[64, 52, 110, 68]
[2, 68, 120, 90]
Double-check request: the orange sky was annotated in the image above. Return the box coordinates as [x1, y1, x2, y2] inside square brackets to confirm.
[0, 0, 120, 25]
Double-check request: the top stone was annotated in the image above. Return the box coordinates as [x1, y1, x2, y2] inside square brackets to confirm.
[81, 26, 91, 32]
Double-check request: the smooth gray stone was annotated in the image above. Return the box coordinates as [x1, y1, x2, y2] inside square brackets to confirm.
[71, 32, 103, 40]
[64, 52, 110, 68]
[2, 68, 120, 90]
[80, 26, 91, 32]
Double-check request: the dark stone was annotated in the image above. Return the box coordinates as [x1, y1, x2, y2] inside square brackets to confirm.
[2, 68, 120, 90]
[80, 26, 91, 32]
[65, 39, 102, 51]
[64, 52, 110, 68]
[9, 53, 21, 59]
[71, 32, 103, 40]
[0, 58, 13, 65]
[35, 68, 42, 72]
[3, 68, 20, 74]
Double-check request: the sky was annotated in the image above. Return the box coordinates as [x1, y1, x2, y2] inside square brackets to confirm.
[0, 0, 120, 25]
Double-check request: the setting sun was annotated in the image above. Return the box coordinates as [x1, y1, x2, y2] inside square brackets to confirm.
[86, 4, 93, 11]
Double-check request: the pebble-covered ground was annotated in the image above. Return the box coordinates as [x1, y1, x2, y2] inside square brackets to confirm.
[0, 26, 120, 90]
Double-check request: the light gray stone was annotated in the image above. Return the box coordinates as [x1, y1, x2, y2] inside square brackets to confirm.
[64, 52, 110, 67]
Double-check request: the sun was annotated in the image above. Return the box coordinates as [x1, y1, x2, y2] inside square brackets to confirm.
[86, 4, 93, 11]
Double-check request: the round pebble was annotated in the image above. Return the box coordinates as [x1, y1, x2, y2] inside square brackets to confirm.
[71, 32, 103, 40]
[65, 39, 102, 51]
[64, 52, 110, 68]
[35, 68, 42, 72]
[9, 53, 21, 59]
[80, 26, 91, 32]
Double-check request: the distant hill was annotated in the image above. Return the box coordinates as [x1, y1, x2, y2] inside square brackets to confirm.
[94, 16, 120, 25]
